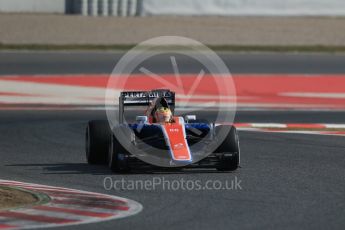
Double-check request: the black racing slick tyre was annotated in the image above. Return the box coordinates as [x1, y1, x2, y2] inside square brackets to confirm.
[108, 127, 132, 173]
[85, 120, 111, 164]
[214, 125, 240, 171]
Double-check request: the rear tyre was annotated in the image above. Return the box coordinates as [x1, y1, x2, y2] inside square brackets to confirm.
[214, 125, 240, 171]
[108, 127, 131, 173]
[85, 120, 111, 164]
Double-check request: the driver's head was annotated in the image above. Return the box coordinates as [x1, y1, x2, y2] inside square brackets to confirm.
[154, 107, 172, 123]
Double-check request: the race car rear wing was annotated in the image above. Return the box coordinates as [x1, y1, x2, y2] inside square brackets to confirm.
[119, 89, 175, 123]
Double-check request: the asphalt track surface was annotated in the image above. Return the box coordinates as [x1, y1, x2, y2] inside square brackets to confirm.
[1, 109, 345, 230]
[0, 52, 345, 230]
[1, 52, 345, 74]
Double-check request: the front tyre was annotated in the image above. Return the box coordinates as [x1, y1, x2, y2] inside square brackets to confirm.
[85, 120, 111, 164]
[108, 127, 131, 173]
[214, 125, 240, 171]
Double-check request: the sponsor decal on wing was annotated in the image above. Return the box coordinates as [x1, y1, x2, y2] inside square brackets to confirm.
[161, 123, 192, 162]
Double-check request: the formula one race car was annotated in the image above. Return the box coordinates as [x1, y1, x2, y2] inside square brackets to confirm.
[85, 89, 240, 172]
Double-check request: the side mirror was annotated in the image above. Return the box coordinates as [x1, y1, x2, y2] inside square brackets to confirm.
[136, 116, 148, 123]
[184, 115, 196, 123]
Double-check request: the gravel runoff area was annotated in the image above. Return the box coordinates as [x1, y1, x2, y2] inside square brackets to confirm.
[0, 13, 345, 46]
[0, 187, 38, 210]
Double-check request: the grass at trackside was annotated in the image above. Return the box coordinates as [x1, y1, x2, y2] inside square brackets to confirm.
[0, 186, 37, 210]
[0, 44, 134, 51]
[1, 43, 345, 53]
[211, 45, 345, 53]
[0, 185, 50, 210]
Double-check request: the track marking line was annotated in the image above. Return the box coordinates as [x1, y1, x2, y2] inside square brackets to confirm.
[0, 224, 17, 229]
[0, 212, 77, 224]
[51, 199, 130, 211]
[235, 123, 345, 136]
[33, 206, 114, 218]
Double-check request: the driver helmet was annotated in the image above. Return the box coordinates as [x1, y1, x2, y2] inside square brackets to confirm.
[154, 107, 172, 123]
